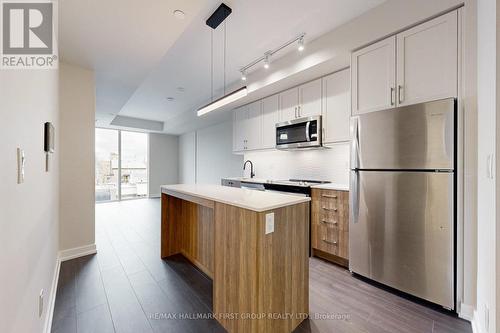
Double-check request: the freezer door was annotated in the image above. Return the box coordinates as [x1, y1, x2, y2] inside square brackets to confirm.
[349, 170, 454, 309]
[351, 98, 455, 170]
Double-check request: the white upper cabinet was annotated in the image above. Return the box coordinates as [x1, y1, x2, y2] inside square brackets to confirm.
[261, 94, 279, 149]
[232, 101, 262, 152]
[279, 87, 299, 122]
[351, 10, 458, 115]
[232, 105, 247, 152]
[246, 100, 263, 150]
[396, 11, 457, 106]
[351, 36, 396, 115]
[322, 69, 350, 143]
[298, 78, 322, 118]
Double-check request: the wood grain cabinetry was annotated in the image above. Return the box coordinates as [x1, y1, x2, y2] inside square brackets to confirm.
[311, 188, 349, 267]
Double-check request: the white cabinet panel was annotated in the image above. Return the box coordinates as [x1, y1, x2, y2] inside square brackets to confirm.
[232, 105, 247, 152]
[246, 100, 262, 150]
[396, 11, 457, 106]
[298, 78, 322, 118]
[322, 69, 350, 143]
[262, 94, 279, 149]
[351, 36, 396, 115]
[279, 87, 299, 122]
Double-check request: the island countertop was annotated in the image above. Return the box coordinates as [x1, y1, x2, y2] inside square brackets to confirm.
[161, 184, 310, 212]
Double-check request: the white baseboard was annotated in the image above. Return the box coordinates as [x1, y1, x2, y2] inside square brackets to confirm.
[471, 310, 480, 333]
[59, 244, 97, 262]
[43, 256, 61, 333]
[459, 303, 475, 321]
[44, 244, 98, 333]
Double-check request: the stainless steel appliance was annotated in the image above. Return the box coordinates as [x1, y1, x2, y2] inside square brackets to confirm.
[349, 98, 456, 310]
[221, 178, 330, 196]
[275, 116, 322, 149]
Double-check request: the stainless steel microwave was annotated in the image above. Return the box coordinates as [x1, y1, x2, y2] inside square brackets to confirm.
[275, 115, 322, 149]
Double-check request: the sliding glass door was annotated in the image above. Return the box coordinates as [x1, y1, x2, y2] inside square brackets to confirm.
[95, 128, 148, 202]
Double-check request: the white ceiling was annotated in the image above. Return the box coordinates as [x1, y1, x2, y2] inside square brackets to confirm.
[60, 0, 385, 134]
[59, 0, 206, 124]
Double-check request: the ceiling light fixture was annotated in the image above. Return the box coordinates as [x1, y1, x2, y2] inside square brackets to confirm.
[198, 3, 247, 117]
[239, 33, 305, 79]
[240, 69, 247, 81]
[263, 53, 270, 69]
[298, 36, 305, 51]
[173, 9, 185, 19]
[197, 86, 247, 116]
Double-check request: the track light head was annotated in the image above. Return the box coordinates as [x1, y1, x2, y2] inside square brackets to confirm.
[241, 70, 247, 81]
[298, 36, 305, 51]
[263, 53, 271, 69]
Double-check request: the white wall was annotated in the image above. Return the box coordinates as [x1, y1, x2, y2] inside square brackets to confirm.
[476, 0, 497, 332]
[243, 144, 350, 184]
[178, 121, 243, 185]
[59, 63, 96, 252]
[179, 132, 196, 184]
[0, 69, 59, 332]
[196, 121, 243, 184]
[148, 133, 178, 197]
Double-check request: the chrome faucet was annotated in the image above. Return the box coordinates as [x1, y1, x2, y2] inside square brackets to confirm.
[243, 160, 255, 178]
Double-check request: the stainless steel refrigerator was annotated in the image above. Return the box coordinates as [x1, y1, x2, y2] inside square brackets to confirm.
[349, 98, 455, 310]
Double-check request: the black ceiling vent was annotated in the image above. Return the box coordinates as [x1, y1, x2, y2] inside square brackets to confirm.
[206, 3, 232, 29]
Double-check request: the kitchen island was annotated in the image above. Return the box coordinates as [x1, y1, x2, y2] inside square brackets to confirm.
[161, 184, 310, 333]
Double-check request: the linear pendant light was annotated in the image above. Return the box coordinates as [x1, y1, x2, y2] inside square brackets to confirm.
[197, 86, 247, 116]
[197, 3, 247, 117]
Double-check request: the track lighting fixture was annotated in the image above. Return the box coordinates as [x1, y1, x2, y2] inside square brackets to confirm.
[239, 33, 305, 80]
[263, 53, 270, 69]
[298, 36, 305, 51]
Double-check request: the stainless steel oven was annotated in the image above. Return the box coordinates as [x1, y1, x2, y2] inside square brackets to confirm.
[275, 115, 322, 149]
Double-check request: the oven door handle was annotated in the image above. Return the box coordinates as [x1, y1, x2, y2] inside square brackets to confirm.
[305, 121, 311, 141]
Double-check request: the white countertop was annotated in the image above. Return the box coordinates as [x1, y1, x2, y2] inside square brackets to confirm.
[161, 184, 310, 212]
[310, 183, 349, 191]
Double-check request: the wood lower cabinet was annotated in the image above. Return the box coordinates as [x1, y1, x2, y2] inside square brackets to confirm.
[311, 188, 349, 267]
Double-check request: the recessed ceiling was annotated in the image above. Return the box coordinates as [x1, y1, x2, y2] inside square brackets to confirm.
[61, 0, 385, 134]
[59, 0, 207, 126]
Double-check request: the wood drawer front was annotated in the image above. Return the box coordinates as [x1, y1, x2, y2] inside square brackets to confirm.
[313, 189, 349, 231]
[312, 224, 348, 259]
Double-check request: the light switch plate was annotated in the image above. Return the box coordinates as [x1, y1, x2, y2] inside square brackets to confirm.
[17, 148, 25, 184]
[265, 213, 274, 234]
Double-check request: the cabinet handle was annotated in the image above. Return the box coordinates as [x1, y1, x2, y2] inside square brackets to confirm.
[322, 207, 338, 212]
[390, 87, 395, 106]
[321, 194, 338, 199]
[398, 85, 404, 104]
[322, 238, 338, 245]
[294, 107, 297, 118]
[321, 219, 338, 226]
[298, 105, 301, 118]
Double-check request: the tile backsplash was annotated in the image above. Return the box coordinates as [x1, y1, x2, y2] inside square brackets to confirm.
[243, 143, 350, 184]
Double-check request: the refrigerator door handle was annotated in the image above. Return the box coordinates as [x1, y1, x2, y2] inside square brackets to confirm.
[350, 170, 360, 224]
[350, 117, 360, 170]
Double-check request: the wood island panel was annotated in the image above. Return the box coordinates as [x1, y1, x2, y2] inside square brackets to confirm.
[162, 191, 310, 333]
[213, 202, 309, 333]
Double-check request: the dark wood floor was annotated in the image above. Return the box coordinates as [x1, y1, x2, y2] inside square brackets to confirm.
[52, 198, 472, 333]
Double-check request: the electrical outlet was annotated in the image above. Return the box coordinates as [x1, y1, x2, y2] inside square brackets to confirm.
[39, 289, 44, 317]
[265, 213, 274, 234]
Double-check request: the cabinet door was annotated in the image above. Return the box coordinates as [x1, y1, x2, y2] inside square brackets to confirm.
[279, 87, 299, 122]
[232, 106, 247, 152]
[298, 78, 322, 118]
[261, 94, 279, 149]
[322, 69, 350, 143]
[246, 100, 262, 150]
[351, 36, 396, 115]
[396, 11, 457, 106]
